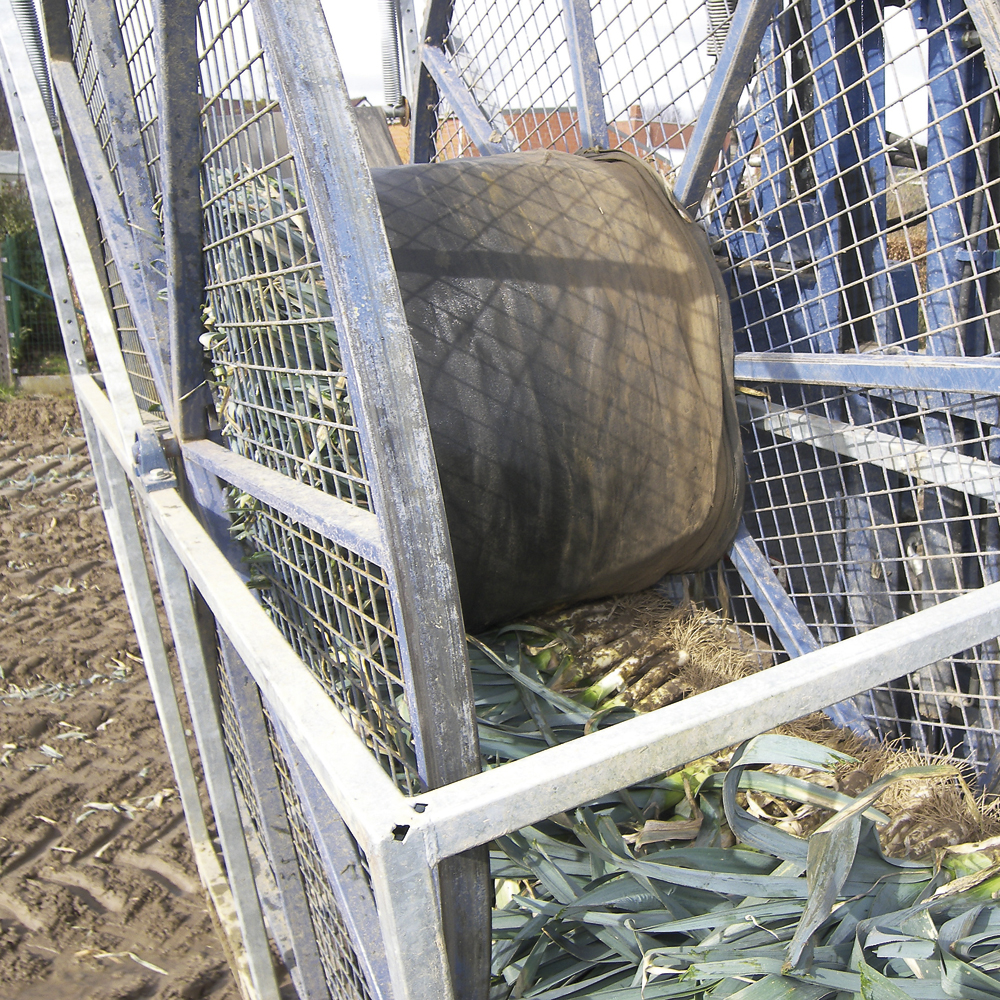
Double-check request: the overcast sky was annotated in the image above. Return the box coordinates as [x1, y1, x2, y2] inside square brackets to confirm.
[320, 0, 394, 106]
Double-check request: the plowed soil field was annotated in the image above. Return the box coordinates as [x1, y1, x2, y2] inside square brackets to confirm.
[0, 393, 239, 1000]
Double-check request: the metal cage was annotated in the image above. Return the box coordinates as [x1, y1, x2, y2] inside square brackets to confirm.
[3, 0, 1000, 998]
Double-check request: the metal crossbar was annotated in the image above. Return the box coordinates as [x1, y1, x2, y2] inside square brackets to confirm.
[419, 0, 1000, 771]
[9, 0, 1000, 999]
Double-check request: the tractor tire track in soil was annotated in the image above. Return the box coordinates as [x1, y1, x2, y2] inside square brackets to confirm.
[0, 394, 240, 1000]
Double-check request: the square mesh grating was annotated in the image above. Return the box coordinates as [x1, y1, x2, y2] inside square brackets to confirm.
[430, 0, 1000, 769]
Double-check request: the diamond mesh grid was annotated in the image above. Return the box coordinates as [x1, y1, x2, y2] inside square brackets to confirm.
[429, 0, 1000, 770]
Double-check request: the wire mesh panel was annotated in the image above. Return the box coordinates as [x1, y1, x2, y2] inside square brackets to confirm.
[195, 0, 423, 794]
[115, 0, 161, 196]
[592, 0, 717, 169]
[66, 0, 162, 411]
[422, 0, 726, 169]
[53, 0, 488, 994]
[263, 708, 377, 1000]
[436, 0, 578, 157]
[700, 0, 1000, 767]
[423, 0, 1000, 770]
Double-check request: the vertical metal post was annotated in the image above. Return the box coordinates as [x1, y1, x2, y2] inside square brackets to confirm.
[410, 0, 454, 163]
[399, 0, 420, 101]
[145, 521, 283, 1000]
[561, 0, 607, 149]
[218, 640, 333, 1000]
[153, 0, 210, 441]
[365, 827, 456, 1000]
[251, 4, 489, 996]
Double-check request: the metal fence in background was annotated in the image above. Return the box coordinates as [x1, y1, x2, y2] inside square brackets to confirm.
[4, 1, 1000, 1000]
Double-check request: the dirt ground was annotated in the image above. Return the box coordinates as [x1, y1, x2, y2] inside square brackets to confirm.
[0, 393, 239, 1000]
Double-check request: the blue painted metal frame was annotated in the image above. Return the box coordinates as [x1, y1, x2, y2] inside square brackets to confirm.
[419, 44, 508, 155]
[561, 0, 607, 149]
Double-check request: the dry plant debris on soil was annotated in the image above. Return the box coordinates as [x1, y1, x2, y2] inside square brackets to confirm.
[0, 395, 243, 1000]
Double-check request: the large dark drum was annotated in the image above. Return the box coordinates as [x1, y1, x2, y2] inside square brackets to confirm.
[373, 150, 744, 633]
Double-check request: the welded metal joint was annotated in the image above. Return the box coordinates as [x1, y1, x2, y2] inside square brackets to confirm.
[133, 426, 176, 492]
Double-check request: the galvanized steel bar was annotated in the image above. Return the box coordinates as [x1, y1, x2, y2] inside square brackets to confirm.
[728, 523, 821, 658]
[249, 4, 489, 997]
[741, 394, 1000, 503]
[673, 0, 777, 214]
[2, 60, 90, 381]
[50, 60, 165, 383]
[420, 44, 508, 155]
[399, 0, 420, 101]
[79, 411, 258, 1000]
[39, 0, 118, 331]
[412, 576, 1000, 860]
[561, 0, 607, 149]
[728, 523, 872, 736]
[76, 0, 171, 385]
[183, 438, 385, 564]
[153, 0, 210, 440]
[272, 716, 394, 1000]
[365, 823, 455, 1000]
[735, 350, 1000, 391]
[145, 521, 282, 1000]
[966, 0, 1000, 79]
[75, 372, 405, 853]
[82, 418, 213, 858]
[217, 642, 332, 1000]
